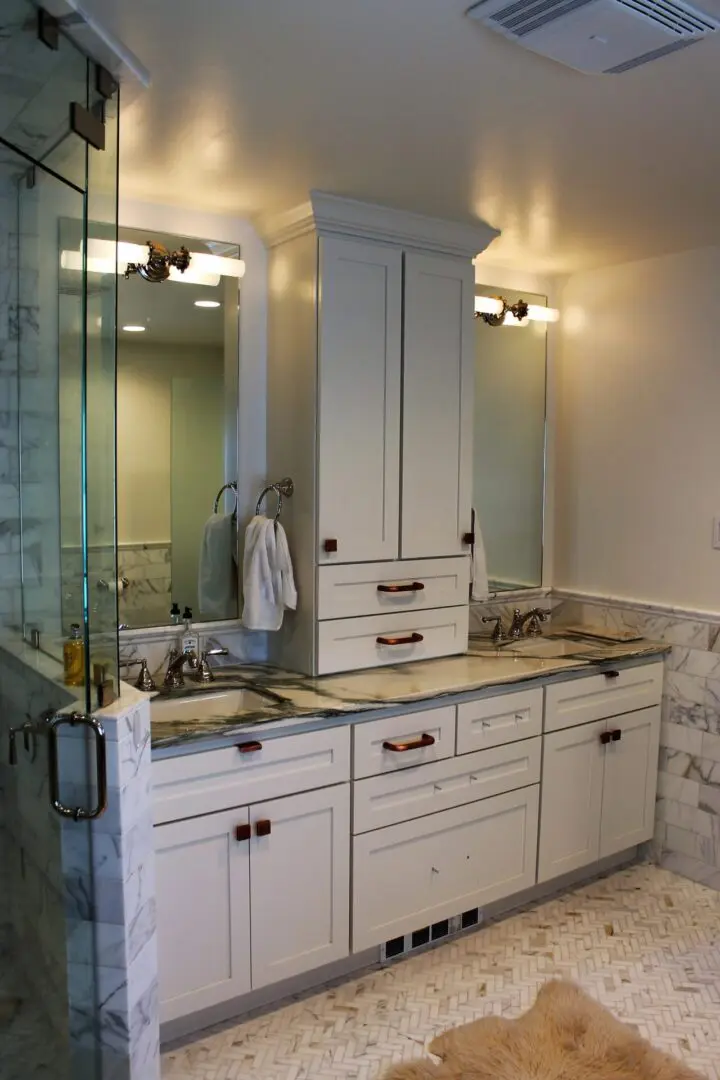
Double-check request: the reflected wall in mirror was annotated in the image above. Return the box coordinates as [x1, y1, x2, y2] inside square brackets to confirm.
[117, 227, 242, 628]
[473, 284, 547, 593]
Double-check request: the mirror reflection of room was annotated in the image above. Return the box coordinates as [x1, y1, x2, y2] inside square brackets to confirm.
[116, 227, 242, 629]
[473, 284, 548, 594]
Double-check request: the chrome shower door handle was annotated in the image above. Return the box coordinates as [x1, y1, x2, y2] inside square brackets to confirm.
[46, 712, 108, 821]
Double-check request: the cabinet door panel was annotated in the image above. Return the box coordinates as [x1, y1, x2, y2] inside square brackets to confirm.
[250, 784, 350, 989]
[600, 706, 661, 858]
[318, 237, 402, 563]
[537, 720, 605, 883]
[353, 786, 539, 952]
[155, 808, 251, 1022]
[401, 251, 474, 558]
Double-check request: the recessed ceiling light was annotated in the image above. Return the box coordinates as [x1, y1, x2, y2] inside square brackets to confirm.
[194, 300, 221, 309]
[122, 324, 146, 332]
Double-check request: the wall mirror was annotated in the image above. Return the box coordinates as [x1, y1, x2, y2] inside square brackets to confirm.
[116, 226, 243, 628]
[473, 283, 548, 593]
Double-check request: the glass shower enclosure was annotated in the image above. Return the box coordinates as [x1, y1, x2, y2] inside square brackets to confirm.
[1, 4, 120, 1077]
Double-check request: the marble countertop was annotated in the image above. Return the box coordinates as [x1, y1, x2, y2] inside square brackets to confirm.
[150, 633, 668, 756]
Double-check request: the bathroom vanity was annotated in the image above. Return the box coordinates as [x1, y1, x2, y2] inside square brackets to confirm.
[151, 639, 664, 1032]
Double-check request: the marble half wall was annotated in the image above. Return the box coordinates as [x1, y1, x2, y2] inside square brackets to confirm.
[0, 640, 159, 1080]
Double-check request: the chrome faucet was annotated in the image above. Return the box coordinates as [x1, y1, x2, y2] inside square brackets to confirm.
[163, 648, 198, 689]
[508, 607, 551, 639]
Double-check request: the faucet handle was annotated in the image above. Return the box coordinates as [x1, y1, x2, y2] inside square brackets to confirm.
[120, 657, 157, 692]
[524, 608, 551, 637]
[195, 647, 229, 684]
[481, 615, 507, 643]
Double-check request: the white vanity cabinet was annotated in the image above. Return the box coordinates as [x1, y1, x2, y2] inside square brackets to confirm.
[537, 662, 663, 883]
[153, 656, 665, 1030]
[265, 193, 496, 675]
[154, 728, 351, 1023]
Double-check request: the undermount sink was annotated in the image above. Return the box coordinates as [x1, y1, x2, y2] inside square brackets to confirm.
[151, 687, 279, 724]
[470, 636, 596, 659]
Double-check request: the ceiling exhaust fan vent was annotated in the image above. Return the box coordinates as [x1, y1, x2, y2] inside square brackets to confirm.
[466, 0, 719, 71]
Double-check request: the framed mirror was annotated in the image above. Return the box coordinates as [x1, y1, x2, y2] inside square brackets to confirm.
[116, 226, 243, 628]
[473, 284, 548, 593]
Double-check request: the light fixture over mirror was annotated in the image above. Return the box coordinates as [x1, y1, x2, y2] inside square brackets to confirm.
[124, 241, 191, 283]
[474, 294, 559, 327]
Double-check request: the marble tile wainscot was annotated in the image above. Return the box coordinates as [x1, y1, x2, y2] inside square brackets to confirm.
[550, 590, 720, 890]
[0, 638, 160, 1080]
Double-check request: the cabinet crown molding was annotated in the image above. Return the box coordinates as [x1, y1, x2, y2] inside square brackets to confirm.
[261, 191, 500, 259]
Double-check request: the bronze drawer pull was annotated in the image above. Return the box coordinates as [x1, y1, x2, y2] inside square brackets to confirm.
[382, 733, 435, 753]
[377, 582, 425, 593]
[376, 632, 424, 646]
[611, 729, 622, 741]
[256, 819, 272, 837]
[604, 670, 620, 679]
[237, 740, 263, 753]
[323, 538, 338, 553]
[235, 824, 251, 842]
[600, 731, 611, 745]
[463, 532, 475, 545]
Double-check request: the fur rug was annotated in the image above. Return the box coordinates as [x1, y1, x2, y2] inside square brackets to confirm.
[381, 980, 706, 1080]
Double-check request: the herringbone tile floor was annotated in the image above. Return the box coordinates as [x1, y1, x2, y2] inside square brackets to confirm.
[162, 864, 720, 1080]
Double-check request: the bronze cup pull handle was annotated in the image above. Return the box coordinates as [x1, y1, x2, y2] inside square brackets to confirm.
[376, 632, 424, 646]
[604, 670, 620, 679]
[377, 582, 425, 593]
[382, 733, 435, 753]
[237, 740, 263, 753]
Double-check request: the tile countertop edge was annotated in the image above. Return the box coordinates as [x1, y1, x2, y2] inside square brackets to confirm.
[150, 642, 668, 759]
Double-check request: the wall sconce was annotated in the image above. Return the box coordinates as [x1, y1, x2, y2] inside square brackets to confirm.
[60, 240, 246, 287]
[474, 294, 559, 327]
[124, 241, 191, 283]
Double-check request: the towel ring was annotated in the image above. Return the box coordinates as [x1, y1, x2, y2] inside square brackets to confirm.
[214, 482, 238, 515]
[255, 477, 294, 522]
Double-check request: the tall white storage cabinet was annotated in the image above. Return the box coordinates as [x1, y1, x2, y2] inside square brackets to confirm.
[265, 192, 498, 675]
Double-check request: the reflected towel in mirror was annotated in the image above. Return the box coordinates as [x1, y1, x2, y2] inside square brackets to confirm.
[470, 507, 489, 601]
[242, 516, 297, 631]
[198, 512, 238, 619]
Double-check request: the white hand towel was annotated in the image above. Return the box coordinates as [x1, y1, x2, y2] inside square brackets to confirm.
[470, 507, 490, 601]
[198, 512, 238, 619]
[242, 516, 296, 631]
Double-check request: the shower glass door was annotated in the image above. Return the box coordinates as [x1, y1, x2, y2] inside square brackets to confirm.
[1, 4, 119, 1078]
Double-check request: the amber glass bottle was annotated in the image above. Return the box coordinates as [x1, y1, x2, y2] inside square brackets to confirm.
[63, 623, 85, 687]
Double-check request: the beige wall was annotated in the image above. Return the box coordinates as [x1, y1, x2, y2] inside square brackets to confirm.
[554, 245, 720, 612]
[117, 342, 224, 545]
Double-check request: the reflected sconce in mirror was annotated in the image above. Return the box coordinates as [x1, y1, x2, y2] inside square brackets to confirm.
[60, 240, 246, 287]
[474, 294, 559, 327]
[124, 241, 191, 283]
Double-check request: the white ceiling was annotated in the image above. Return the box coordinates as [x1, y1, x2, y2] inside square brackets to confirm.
[83, 0, 720, 273]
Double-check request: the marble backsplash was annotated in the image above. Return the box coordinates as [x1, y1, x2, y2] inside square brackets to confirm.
[473, 589, 720, 892]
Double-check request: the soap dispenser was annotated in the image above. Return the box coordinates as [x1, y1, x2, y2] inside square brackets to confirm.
[181, 606, 199, 663]
[63, 623, 85, 687]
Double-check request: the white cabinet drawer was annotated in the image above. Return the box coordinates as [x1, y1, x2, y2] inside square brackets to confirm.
[153, 726, 350, 825]
[317, 557, 469, 620]
[353, 786, 539, 951]
[544, 661, 663, 732]
[353, 736, 541, 833]
[353, 706, 456, 779]
[456, 688, 543, 755]
[317, 605, 469, 675]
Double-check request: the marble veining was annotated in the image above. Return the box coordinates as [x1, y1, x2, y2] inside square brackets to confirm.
[150, 637, 667, 753]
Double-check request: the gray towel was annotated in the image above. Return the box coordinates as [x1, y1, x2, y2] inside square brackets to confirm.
[198, 512, 237, 619]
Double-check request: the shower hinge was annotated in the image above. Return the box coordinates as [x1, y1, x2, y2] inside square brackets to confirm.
[70, 102, 106, 151]
[25, 166, 36, 190]
[95, 64, 118, 101]
[38, 8, 59, 50]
